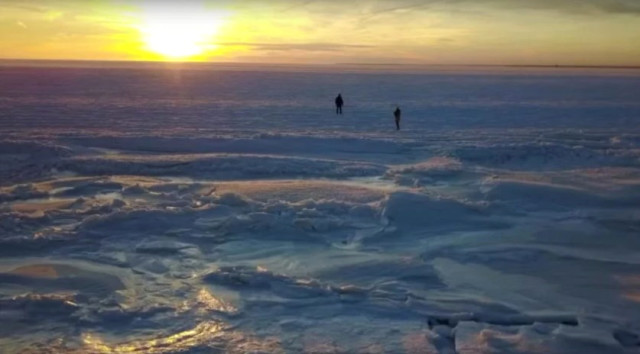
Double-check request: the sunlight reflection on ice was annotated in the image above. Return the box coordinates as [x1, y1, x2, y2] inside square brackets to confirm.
[81, 321, 226, 353]
[194, 288, 237, 313]
[81, 321, 282, 354]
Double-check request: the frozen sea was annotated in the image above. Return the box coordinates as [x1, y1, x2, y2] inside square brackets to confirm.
[1, 62, 640, 353]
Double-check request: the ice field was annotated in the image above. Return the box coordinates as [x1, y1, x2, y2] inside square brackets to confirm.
[1, 63, 640, 353]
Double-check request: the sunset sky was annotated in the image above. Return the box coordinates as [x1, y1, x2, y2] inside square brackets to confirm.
[1, 0, 639, 66]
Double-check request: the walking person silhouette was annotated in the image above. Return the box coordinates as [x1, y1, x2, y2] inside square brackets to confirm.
[335, 93, 344, 115]
[394, 106, 401, 130]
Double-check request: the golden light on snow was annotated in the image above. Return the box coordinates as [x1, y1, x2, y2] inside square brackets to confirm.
[80, 321, 283, 353]
[195, 288, 237, 313]
[81, 322, 226, 353]
[136, 2, 228, 60]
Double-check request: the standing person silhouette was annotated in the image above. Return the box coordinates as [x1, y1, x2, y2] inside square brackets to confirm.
[394, 106, 401, 130]
[335, 94, 344, 115]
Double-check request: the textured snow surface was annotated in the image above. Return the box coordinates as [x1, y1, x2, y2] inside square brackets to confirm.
[1, 65, 640, 353]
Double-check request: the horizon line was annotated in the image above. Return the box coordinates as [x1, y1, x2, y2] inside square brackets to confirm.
[1, 58, 639, 70]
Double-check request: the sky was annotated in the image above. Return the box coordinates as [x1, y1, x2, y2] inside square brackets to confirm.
[0, 0, 639, 66]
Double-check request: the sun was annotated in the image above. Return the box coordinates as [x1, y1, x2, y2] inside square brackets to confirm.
[137, 3, 228, 60]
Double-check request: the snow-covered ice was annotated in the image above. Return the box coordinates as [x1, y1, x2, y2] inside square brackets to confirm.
[1, 64, 640, 353]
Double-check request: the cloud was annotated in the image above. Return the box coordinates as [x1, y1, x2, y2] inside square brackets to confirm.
[264, 0, 640, 16]
[472, 0, 640, 15]
[220, 42, 374, 52]
[4, 0, 640, 19]
[0, 3, 49, 13]
[16, 20, 27, 29]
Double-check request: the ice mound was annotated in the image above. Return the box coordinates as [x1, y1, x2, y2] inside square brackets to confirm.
[483, 178, 640, 210]
[0, 141, 72, 159]
[60, 154, 387, 180]
[65, 135, 405, 158]
[1, 263, 126, 297]
[451, 142, 639, 170]
[379, 191, 507, 234]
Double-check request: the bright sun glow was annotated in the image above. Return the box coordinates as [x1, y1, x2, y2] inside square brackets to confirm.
[138, 3, 228, 60]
